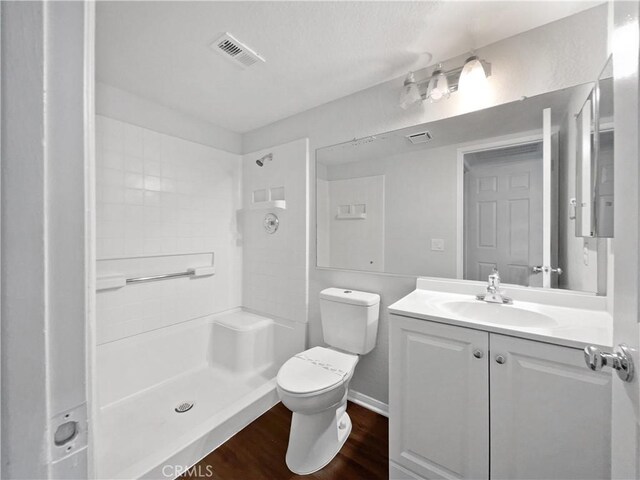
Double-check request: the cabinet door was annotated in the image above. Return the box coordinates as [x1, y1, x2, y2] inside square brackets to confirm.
[390, 315, 490, 479]
[490, 334, 612, 480]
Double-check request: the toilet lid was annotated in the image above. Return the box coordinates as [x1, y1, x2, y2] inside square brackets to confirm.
[277, 347, 358, 395]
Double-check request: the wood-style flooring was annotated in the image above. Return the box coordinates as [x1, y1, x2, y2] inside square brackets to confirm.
[182, 401, 389, 480]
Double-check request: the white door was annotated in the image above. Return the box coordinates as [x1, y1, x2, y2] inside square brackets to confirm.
[465, 153, 543, 287]
[490, 334, 612, 480]
[608, 3, 640, 479]
[389, 316, 489, 479]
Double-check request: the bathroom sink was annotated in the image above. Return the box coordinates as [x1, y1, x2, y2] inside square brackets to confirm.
[389, 279, 612, 350]
[438, 300, 558, 328]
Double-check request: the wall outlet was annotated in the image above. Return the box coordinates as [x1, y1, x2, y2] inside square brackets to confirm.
[431, 238, 445, 251]
[583, 246, 589, 266]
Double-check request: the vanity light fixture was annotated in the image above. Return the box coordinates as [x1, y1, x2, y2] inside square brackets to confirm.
[398, 56, 491, 108]
[399, 72, 422, 110]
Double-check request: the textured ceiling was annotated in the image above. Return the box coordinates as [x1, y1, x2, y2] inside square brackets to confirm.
[96, 1, 600, 134]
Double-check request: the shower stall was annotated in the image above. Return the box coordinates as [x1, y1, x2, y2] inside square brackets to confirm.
[91, 112, 308, 477]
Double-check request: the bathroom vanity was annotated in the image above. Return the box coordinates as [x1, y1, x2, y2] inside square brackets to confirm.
[388, 278, 613, 480]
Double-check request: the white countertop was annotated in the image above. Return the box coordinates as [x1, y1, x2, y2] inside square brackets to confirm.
[388, 280, 613, 350]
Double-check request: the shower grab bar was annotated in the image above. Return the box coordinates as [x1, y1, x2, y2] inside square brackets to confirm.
[96, 266, 215, 291]
[126, 270, 195, 285]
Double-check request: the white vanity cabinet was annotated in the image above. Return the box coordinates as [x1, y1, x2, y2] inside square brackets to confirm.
[489, 334, 611, 480]
[389, 314, 612, 480]
[389, 316, 490, 479]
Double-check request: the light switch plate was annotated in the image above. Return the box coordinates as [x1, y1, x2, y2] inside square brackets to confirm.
[431, 239, 445, 251]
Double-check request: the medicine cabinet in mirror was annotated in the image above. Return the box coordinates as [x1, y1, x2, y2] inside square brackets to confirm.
[576, 56, 614, 238]
[316, 79, 614, 294]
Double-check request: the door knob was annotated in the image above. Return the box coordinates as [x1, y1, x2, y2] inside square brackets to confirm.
[584, 344, 634, 382]
[532, 266, 563, 275]
[495, 355, 506, 364]
[473, 349, 484, 359]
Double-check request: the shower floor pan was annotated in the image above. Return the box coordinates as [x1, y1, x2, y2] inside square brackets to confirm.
[93, 309, 303, 480]
[96, 364, 278, 479]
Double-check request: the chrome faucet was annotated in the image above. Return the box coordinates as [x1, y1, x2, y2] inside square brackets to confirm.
[476, 268, 513, 304]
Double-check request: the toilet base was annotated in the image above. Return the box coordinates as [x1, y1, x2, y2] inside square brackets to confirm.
[285, 404, 352, 475]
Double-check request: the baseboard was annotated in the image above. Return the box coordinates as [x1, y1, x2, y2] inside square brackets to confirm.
[390, 461, 424, 480]
[347, 389, 389, 417]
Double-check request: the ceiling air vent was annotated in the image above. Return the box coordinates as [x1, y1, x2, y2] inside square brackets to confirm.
[406, 131, 433, 145]
[211, 33, 265, 69]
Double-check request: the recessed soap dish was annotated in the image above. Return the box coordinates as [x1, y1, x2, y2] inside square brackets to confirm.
[336, 204, 367, 220]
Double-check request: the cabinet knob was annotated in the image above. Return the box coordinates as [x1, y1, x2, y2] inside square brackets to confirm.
[495, 355, 506, 364]
[473, 349, 484, 359]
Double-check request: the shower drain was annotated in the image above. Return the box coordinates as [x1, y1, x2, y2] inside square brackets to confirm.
[174, 401, 194, 413]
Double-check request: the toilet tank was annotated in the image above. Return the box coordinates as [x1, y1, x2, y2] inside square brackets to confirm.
[319, 288, 380, 354]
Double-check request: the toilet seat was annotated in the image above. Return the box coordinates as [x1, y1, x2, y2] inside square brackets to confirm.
[277, 346, 358, 395]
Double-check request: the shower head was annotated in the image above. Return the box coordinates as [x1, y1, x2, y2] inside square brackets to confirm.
[256, 153, 273, 167]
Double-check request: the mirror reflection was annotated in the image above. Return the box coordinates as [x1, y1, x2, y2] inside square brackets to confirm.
[316, 79, 613, 294]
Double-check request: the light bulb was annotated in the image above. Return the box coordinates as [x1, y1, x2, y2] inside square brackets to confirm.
[458, 55, 491, 110]
[426, 65, 450, 103]
[399, 72, 422, 109]
[459, 56, 487, 92]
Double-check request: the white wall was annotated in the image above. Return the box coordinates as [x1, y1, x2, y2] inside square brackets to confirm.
[97, 83, 242, 154]
[242, 138, 309, 324]
[1, 2, 89, 477]
[326, 175, 386, 272]
[316, 178, 330, 266]
[243, 5, 609, 404]
[95, 115, 242, 343]
[323, 145, 460, 277]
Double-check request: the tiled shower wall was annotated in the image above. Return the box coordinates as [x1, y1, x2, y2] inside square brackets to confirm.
[242, 138, 309, 324]
[96, 115, 241, 258]
[96, 115, 242, 343]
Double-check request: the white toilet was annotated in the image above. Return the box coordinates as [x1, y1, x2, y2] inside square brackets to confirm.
[276, 287, 380, 475]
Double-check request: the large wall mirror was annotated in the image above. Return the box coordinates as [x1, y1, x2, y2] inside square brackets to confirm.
[316, 71, 613, 294]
